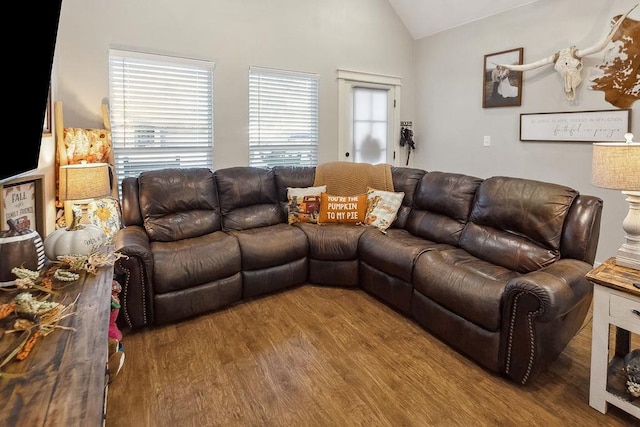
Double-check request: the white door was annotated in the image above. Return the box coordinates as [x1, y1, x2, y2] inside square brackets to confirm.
[337, 70, 402, 165]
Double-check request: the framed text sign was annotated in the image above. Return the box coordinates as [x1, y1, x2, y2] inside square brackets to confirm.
[520, 109, 631, 142]
[0, 175, 45, 236]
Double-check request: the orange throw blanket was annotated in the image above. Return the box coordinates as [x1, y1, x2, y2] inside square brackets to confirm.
[313, 162, 394, 196]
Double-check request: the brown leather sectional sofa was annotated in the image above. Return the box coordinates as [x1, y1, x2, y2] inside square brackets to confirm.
[113, 165, 602, 385]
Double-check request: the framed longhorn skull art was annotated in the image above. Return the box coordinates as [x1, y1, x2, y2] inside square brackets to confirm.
[482, 48, 524, 108]
[500, 4, 638, 104]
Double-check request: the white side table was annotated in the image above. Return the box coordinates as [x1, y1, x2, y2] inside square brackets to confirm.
[587, 257, 640, 419]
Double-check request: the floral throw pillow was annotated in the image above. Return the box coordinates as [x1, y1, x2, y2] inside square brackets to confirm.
[87, 196, 123, 244]
[364, 187, 405, 233]
[287, 185, 326, 224]
[318, 193, 367, 224]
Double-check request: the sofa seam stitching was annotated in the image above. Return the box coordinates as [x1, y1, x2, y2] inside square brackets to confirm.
[505, 291, 542, 385]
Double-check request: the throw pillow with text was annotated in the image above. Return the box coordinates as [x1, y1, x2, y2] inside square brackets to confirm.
[318, 193, 367, 224]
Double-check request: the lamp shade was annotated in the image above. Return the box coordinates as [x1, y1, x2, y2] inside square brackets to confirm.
[59, 163, 111, 201]
[591, 142, 640, 191]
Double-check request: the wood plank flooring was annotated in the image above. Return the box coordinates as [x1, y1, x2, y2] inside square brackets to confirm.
[106, 285, 639, 426]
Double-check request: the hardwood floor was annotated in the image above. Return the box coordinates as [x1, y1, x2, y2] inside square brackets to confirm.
[106, 285, 638, 426]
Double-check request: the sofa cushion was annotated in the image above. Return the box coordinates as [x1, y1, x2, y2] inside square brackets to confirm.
[318, 193, 367, 224]
[459, 176, 578, 273]
[138, 168, 221, 242]
[405, 172, 483, 246]
[359, 228, 452, 283]
[215, 167, 282, 231]
[296, 222, 368, 261]
[413, 249, 521, 331]
[363, 187, 404, 233]
[152, 231, 241, 294]
[287, 185, 325, 224]
[229, 223, 308, 271]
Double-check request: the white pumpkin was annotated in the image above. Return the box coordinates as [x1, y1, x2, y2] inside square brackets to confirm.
[44, 207, 107, 260]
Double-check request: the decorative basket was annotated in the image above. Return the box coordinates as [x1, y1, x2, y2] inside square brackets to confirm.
[624, 349, 640, 397]
[0, 219, 45, 284]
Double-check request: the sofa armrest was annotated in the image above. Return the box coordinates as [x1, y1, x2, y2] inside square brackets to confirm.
[499, 258, 593, 384]
[113, 226, 155, 329]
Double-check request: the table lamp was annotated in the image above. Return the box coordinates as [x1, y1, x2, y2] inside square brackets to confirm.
[592, 133, 640, 270]
[59, 162, 111, 227]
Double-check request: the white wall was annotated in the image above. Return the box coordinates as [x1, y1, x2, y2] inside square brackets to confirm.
[53, 0, 637, 266]
[54, 0, 415, 169]
[413, 0, 639, 265]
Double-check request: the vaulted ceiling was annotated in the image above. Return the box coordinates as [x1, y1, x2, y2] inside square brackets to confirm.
[387, 0, 544, 39]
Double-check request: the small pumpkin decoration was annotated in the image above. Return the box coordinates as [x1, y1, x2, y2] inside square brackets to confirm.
[0, 219, 46, 284]
[44, 206, 107, 261]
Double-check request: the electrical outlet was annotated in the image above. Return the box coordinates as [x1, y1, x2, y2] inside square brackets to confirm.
[401, 121, 413, 127]
[483, 136, 491, 147]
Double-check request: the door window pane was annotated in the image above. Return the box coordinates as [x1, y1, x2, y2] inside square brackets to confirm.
[353, 87, 387, 164]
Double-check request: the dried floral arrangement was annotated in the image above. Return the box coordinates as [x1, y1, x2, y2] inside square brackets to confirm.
[0, 250, 124, 378]
[53, 250, 125, 276]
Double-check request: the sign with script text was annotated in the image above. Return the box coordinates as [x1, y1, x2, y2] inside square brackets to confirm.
[2, 181, 36, 230]
[520, 110, 631, 142]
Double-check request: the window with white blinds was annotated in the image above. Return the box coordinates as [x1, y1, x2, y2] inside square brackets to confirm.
[249, 67, 319, 167]
[108, 49, 214, 190]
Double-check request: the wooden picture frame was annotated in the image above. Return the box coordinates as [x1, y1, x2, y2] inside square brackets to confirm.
[0, 175, 45, 236]
[482, 48, 523, 108]
[520, 109, 632, 142]
[43, 87, 52, 135]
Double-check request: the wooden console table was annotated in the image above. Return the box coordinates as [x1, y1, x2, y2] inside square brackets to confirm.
[0, 263, 112, 426]
[587, 257, 640, 419]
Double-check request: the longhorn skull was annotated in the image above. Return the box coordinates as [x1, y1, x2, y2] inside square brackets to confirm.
[501, 5, 637, 101]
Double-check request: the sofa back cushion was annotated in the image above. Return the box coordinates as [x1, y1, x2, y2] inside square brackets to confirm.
[273, 166, 316, 218]
[405, 172, 483, 245]
[390, 167, 426, 229]
[559, 195, 602, 264]
[138, 168, 221, 242]
[215, 167, 282, 231]
[273, 166, 316, 202]
[459, 176, 578, 273]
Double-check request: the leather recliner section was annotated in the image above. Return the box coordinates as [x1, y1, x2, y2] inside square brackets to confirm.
[113, 165, 603, 386]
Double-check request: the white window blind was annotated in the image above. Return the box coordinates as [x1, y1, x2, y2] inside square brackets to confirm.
[249, 67, 319, 167]
[108, 49, 214, 190]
